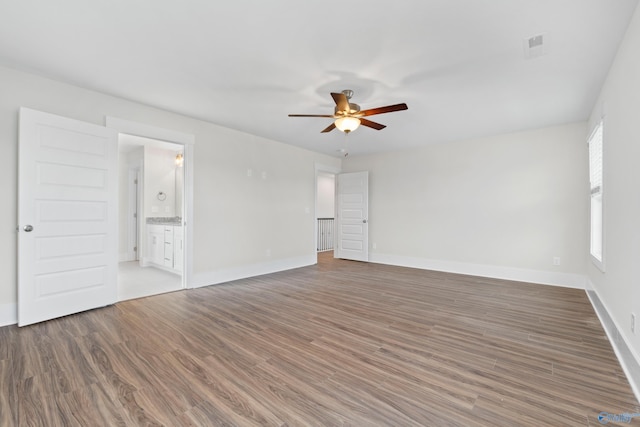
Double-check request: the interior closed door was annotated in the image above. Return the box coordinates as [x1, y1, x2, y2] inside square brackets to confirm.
[18, 108, 118, 326]
[336, 171, 369, 262]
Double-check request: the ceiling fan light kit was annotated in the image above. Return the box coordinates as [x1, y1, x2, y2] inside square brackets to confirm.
[289, 89, 408, 134]
[334, 116, 361, 133]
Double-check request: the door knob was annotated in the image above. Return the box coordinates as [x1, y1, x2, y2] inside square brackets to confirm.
[23, 225, 34, 232]
[362, 219, 367, 224]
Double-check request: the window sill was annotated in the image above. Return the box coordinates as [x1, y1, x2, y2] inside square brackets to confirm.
[590, 253, 605, 273]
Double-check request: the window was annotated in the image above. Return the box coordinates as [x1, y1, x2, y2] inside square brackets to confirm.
[588, 121, 604, 269]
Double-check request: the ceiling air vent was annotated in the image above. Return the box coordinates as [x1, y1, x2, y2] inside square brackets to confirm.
[523, 33, 547, 59]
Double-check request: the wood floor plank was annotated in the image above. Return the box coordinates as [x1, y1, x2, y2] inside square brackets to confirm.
[1, 251, 638, 425]
[204, 352, 344, 427]
[0, 358, 17, 426]
[322, 372, 423, 426]
[56, 382, 130, 427]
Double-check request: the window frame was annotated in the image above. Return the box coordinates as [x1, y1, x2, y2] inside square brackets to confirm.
[588, 120, 605, 272]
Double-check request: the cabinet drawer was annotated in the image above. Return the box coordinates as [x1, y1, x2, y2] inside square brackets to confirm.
[164, 241, 173, 255]
[164, 227, 174, 243]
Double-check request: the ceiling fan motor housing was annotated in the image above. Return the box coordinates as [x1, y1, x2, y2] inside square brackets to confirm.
[335, 103, 361, 115]
[339, 89, 360, 115]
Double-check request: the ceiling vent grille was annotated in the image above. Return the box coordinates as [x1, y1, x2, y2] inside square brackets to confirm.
[523, 33, 547, 59]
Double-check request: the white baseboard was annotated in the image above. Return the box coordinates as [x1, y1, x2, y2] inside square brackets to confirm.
[192, 254, 317, 288]
[586, 285, 640, 403]
[0, 302, 17, 327]
[369, 253, 587, 289]
[119, 252, 138, 262]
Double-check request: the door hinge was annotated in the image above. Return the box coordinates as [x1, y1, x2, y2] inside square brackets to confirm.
[134, 179, 138, 184]
[134, 246, 137, 252]
[133, 213, 137, 218]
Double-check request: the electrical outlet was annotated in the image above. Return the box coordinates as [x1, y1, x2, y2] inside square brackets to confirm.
[553, 257, 561, 266]
[632, 313, 636, 334]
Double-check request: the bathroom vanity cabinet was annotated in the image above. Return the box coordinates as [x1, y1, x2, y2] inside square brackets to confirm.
[146, 223, 183, 273]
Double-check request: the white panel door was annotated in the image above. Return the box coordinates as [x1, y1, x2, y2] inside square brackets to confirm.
[336, 171, 369, 262]
[18, 108, 118, 326]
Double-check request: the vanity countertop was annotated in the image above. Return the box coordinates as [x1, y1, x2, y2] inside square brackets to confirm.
[146, 217, 182, 226]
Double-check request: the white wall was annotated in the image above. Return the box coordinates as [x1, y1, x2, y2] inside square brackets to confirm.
[342, 122, 589, 287]
[587, 2, 640, 389]
[0, 65, 340, 324]
[317, 173, 335, 218]
[144, 145, 177, 219]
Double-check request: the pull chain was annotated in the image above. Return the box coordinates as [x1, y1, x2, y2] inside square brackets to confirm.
[342, 131, 349, 157]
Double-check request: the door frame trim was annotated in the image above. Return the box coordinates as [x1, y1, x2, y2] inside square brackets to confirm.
[314, 163, 341, 260]
[122, 166, 140, 262]
[106, 116, 195, 289]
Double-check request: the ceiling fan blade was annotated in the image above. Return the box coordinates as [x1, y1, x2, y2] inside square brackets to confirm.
[358, 103, 408, 117]
[321, 123, 336, 133]
[360, 118, 386, 130]
[288, 114, 335, 118]
[331, 92, 350, 113]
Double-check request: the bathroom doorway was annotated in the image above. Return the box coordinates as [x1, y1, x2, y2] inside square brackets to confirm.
[118, 134, 185, 301]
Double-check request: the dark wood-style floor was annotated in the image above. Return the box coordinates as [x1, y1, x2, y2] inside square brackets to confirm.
[1, 252, 638, 426]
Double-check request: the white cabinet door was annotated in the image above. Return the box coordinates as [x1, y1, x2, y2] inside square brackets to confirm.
[336, 171, 369, 262]
[18, 108, 118, 326]
[146, 225, 165, 266]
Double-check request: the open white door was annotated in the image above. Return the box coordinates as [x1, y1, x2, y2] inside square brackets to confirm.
[335, 171, 369, 262]
[18, 108, 118, 326]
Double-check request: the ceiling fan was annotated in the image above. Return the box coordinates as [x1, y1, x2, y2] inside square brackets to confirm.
[288, 90, 408, 133]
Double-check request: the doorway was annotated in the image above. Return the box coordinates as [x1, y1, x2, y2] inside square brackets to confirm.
[316, 172, 335, 256]
[117, 134, 185, 301]
[315, 164, 340, 262]
[315, 166, 370, 263]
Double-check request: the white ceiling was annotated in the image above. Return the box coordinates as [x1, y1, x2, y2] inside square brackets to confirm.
[0, 1, 637, 157]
